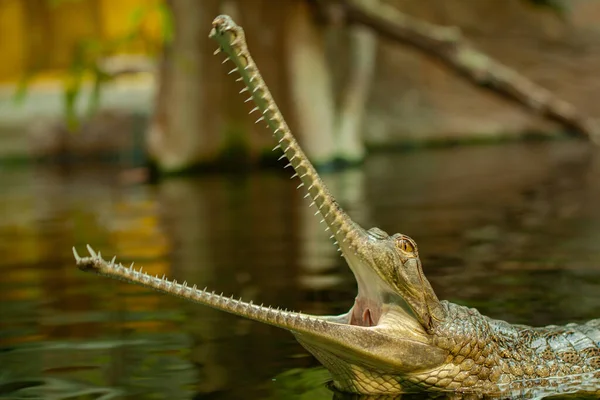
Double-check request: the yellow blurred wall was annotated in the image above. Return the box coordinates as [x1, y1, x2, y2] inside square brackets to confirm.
[0, 0, 162, 82]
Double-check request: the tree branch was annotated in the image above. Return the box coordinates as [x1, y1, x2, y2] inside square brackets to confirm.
[322, 0, 600, 144]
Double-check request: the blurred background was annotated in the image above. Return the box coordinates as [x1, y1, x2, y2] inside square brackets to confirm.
[0, 0, 599, 399]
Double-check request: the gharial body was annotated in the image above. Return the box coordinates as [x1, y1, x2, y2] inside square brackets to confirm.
[74, 15, 600, 398]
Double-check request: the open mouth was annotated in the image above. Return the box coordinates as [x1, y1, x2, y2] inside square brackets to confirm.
[340, 238, 390, 328]
[349, 296, 382, 327]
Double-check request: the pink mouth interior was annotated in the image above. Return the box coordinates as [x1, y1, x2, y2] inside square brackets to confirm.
[349, 297, 382, 327]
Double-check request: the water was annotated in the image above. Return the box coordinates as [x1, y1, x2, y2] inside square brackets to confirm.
[1, 141, 599, 399]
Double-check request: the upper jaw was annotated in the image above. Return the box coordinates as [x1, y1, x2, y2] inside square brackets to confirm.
[341, 235, 388, 298]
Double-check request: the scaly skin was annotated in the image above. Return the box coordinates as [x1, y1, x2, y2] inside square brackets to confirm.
[73, 15, 600, 397]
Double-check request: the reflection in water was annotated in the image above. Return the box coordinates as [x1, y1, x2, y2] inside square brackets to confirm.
[1, 141, 599, 399]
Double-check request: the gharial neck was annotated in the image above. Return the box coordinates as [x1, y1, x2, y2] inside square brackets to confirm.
[209, 15, 365, 252]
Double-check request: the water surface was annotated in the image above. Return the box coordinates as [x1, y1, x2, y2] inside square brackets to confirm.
[1, 141, 599, 399]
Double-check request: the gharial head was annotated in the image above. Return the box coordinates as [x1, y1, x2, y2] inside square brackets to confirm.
[73, 14, 450, 396]
[294, 225, 450, 393]
[343, 227, 447, 331]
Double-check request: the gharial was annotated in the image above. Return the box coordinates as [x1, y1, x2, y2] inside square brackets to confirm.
[73, 15, 600, 398]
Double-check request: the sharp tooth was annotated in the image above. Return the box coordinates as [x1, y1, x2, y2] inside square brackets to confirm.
[213, 48, 221, 55]
[72, 247, 81, 261]
[86, 244, 97, 258]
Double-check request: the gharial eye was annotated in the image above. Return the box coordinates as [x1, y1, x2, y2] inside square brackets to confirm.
[396, 236, 417, 254]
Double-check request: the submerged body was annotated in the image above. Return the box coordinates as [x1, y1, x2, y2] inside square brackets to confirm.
[299, 301, 600, 394]
[73, 15, 600, 398]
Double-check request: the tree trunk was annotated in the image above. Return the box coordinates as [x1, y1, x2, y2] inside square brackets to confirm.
[285, 0, 337, 167]
[149, 0, 342, 173]
[335, 0, 378, 163]
[147, 0, 222, 173]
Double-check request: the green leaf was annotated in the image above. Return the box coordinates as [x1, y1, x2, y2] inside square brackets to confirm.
[12, 72, 35, 105]
[87, 66, 109, 117]
[64, 82, 80, 132]
[63, 50, 85, 132]
[157, 2, 174, 44]
[128, 5, 148, 31]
